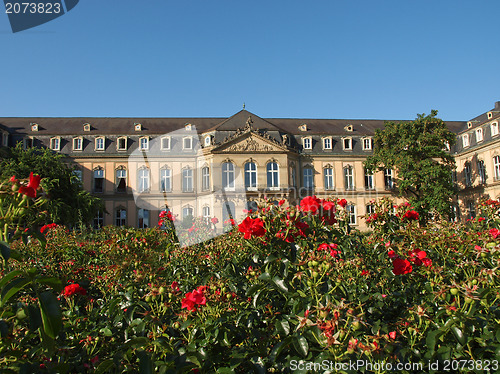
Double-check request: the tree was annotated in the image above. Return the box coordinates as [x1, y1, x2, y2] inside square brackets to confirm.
[364, 110, 456, 223]
[0, 143, 104, 227]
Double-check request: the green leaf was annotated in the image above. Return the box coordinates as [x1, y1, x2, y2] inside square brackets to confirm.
[95, 359, 115, 374]
[27, 304, 42, 331]
[0, 270, 23, 289]
[272, 277, 289, 294]
[276, 320, 290, 336]
[451, 326, 466, 346]
[258, 272, 271, 281]
[137, 350, 153, 374]
[1, 277, 31, 306]
[38, 291, 62, 339]
[216, 368, 235, 374]
[293, 334, 309, 357]
[264, 254, 277, 264]
[0, 241, 10, 261]
[36, 277, 63, 292]
[269, 337, 291, 362]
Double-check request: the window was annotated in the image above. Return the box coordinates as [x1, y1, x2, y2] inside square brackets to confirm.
[185, 124, 192, 131]
[204, 136, 211, 147]
[343, 137, 352, 150]
[116, 168, 127, 193]
[450, 204, 460, 222]
[183, 137, 192, 150]
[267, 162, 279, 189]
[462, 134, 470, 148]
[362, 138, 372, 151]
[50, 137, 60, 151]
[116, 208, 127, 226]
[344, 166, 354, 190]
[494, 156, 500, 180]
[303, 168, 314, 189]
[134, 123, 142, 131]
[138, 168, 150, 193]
[384, 169, 394, 190]
[93, 168, 104, 193]
[117, 137, 127, 150]
[93, 210, 104, 229]
[464, 162, 472, 187]
[183, 206, 194, 219]
[202, 206, 210, 223]
[182, 167, 193, 192]
[95, 137, 105, 151]
[467, 201, 476, 220]
[478, 160, 486, 184]
[346, 204, 356, 225]
[323, 137, 332, 150]
[324, 167, 334, 190]
[160, 168, 172, 192]
[303, 137, 312, 150]
[140, 137, 149, 150]
[72, 169, 83, 184]
[138, 209, 149, 228]
[73, 137, 83, 151]
[476, 128, 483, 143]
[161, 137, 171, 150]
[299, 124, 307, 132]
[222, 162, 235, 189]
[451, 170, 457, 185]
[83, 124, 91, 132]
[202, 166, 210, 191]
[366, 204, 375, 215]
[23, 138, 33, 149]
[364, 168, 374, 190]
[31, 123, 38, 132]
[2, 133, 8, 147]
[245, 162, 257, 189]
[491, 122, 499, 137]
[291, 167, 297, 187]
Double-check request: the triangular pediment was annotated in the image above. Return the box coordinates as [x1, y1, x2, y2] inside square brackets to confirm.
[212, 110, 285, 132]
[213, 131, 291, 153]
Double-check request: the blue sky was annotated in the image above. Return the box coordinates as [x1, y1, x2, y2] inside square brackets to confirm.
[1, 0, 499, 121]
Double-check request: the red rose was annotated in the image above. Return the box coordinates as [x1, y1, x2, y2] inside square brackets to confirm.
[300, 196, 321, 214]
[278, 199, 285, 206]
[40, 223, 57, 234]
[321, 200, 336, 211]
[62, 283, 87, 297]
[19, 172, 41, 199]
[338, 199, 348, 208]
[171, 281, 180, 292]
[238, 217, 266, 239]
[392, 258, 412, 275]
[211, 217, 219, 224]
[181, 286, 207, 312]
[402, 210, 419, 221]
[489, 228, 500, 239]
[388, 250, 397, 259]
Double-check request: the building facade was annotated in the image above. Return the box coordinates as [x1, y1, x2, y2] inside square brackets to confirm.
[0, 103, 499, 230]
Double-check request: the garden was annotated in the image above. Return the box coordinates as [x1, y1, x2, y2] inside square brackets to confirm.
[0, 174, 499, 373]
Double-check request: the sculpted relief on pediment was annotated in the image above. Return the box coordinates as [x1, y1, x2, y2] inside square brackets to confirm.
[222, 137, 279, 153]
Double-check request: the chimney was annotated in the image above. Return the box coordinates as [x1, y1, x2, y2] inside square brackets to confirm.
[495, 101, 500, 109]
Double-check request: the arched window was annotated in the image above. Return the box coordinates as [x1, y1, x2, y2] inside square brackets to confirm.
[344, 166, 354, 191]
[267, 162, 279, 189]
[323, 167, 334, 190]
[138, 168, 150, 193]
[116, 167, 127, 193]
[202, 166, 210, 191]
[182, 167, 193, 192]
[222, 162, 235, 189]
[93, 168, 104, 193]
[160, 168, 172, 192]
[303, 167, 314, 189]
[245, 162, 257, 189]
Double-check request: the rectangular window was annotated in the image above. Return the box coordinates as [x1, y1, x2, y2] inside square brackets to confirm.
[50, 137, 60, 151]
[478, 160, 486, 184]
[96, 137, 105, 151]
[183, 137, 192, 150]
[343, 138, 352, 150]
[467, 201, 476, 220]
[116, 169, 127, 193]
[183, 207, 193, 219]
[362, 138, 372, 150]
[138, 169, 150, 193]
[384, 169, 393, 190]
[73, 137, 82, 151]
[324, 168, 334, 190]
[450, 204, 460, 222]
[161, 137, 171, 150]
[267, 162, 279, 189]
[116, 209, 127, 226]
[140, 137, 149, 150]
[202, 206, 210, 223]
[347, 204, 356, 225]
[3, 133, 8, 147]
[72, 169, 83, 184]
[323, 138, 332, 150]
[160, 169, 172, 192]
[138, 209, 149, 228]
[291, 167, 297, 187]
[183, 168, 193, 192]
[303, 137, 312, 150]
[117, 137, 127, 150]
[93, 210, 104, 229]
[303, 168, 314, 189]
[462, 134, 470, 148]
[93, 169, 104, 193]
[491, 122, 499, 137]
[366, 204, 375, 215]
[202, 167, 210, 191]
[245, 163, 257, 189]
[364, 168, 374, 190]
[464, 163, 472, 187]
[476, 128, 483, 143]
[494, 156, 500, 180]
[344, 167, 354, 190]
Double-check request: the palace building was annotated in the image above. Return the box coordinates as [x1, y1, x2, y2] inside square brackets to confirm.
[0, 102, 499, 230]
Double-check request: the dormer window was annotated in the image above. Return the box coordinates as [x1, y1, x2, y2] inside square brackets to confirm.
[139, 137, 149, 150]
[83, 123, 91, 132]
[117, 136, 128, 151]
[343, 137, 352, 150]
[50, 137, 60, 151]
[31, 123, 38, 132]
[462, 134, 470, 148]
[73, 137, 83, 151]
[476, 128, 483, 143]
[362, 137, 372, 150]
[134, 123, 142, 131]
[185, 124, 192, 131]
[183, 136, 192, 150]
[95, 137, 105, 151]
[161, 136, 171, 150]
[204, 136, 211, 147]
[488, 112, 493, 119]
[344, 125, 353, 132]
[299, 124, 307, 132]
[491, 122, 499, 137]
[322, 137, 332, 150]
[302, 137, 312, 150]
[467, 122, 472, 129]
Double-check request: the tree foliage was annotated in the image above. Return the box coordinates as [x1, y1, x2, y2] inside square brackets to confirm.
[364, 110, 456, 222]
[0, 143, 104, 227]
